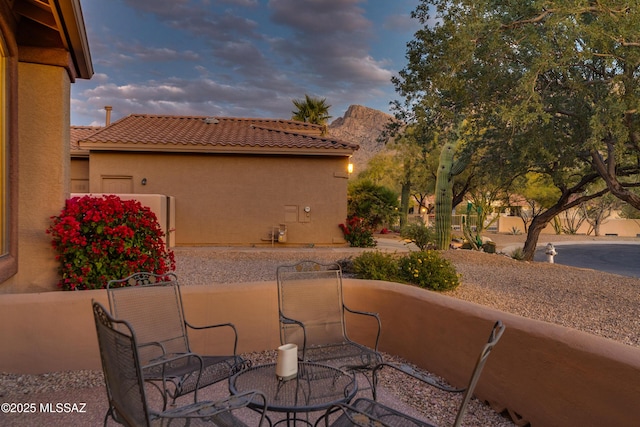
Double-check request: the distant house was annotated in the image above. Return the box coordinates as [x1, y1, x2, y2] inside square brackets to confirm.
[78, 114, 358, 246]
[0, 1, 93, 293]
[70, 126, 100, 193]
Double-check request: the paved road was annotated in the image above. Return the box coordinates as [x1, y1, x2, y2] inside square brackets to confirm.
[534, 243, 640, 278]
[376, 237, 640, 279]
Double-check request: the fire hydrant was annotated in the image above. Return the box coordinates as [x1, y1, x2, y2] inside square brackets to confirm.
[545, 243, 557, 264]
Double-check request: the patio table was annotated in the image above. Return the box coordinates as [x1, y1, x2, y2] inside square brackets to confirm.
[229, 362, 357, 426]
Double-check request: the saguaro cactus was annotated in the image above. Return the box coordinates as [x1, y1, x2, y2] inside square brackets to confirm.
[462, 202, 483, 250]
[434, 129, 468, 250]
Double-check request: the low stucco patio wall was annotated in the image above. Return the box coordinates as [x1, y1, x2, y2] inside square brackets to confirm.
[0, 280, 638, 427]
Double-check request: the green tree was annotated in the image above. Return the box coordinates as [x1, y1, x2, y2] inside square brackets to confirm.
[581, 192, 622, 236]
[355, 152, 401, 191]
[357, 127, 438, 227]
[393, 1, 640, 260]
[384, 121, 477, 234]
[291, 94, 332, 130]
[620, 202, 640, 220]
[383, 127, 432, 227]
[515, 173, 562, 233]
[347, 180, 400, 231]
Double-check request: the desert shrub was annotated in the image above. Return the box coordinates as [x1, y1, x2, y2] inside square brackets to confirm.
[336, 257, 355, 276]
[400, 221, 436, 251]
[352, 250, 460, 292]
[510, 247, 525, 260]
[347, 180, 400, 230]
[47, 195, 175, 290]
[339, 216, 376, 248]
[399, 251, 460, 291]
[352, 251, 400, 281]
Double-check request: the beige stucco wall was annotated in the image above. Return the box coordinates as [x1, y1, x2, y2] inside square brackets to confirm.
[88, 152, 350, 246]
[0, 62, 70, 293]
[498, 214, 640, 237]
[0, 280, 638, 426]
[70, 157, 89, 192]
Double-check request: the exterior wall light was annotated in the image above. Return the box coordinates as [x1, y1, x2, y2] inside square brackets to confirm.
[347, 163, 354, 174]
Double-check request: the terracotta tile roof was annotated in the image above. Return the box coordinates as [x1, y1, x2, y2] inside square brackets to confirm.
[70, 126, 102, 156]
[78, 114, 358, 155]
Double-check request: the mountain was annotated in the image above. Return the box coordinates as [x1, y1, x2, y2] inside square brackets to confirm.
[328, 105, 395, 173]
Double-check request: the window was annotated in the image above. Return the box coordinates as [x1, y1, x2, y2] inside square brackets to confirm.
[0, 41, 7, 257]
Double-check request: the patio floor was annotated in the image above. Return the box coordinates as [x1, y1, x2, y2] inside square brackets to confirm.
[0, 351, 515, 427]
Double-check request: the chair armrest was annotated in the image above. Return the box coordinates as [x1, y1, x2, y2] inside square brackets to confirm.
[372, 362, 464, 400]
[343, 305, 382, 352]
[184, 321, 240, 355]
[157, 390, 269, 425]
[139, 341, 169, 362]
[315, 401, 392, 427]
[279, 313, 307, 359]
[211, 390, 268, 421]
[146, 352, 205, 402]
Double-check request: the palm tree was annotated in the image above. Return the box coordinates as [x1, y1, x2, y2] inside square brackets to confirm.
[291, 95, 332, 131]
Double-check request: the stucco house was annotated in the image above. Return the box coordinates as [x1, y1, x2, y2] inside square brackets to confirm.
[78, 114, 358, 246]
[0, 0, 93, 293]
[70, 125, 98, 193]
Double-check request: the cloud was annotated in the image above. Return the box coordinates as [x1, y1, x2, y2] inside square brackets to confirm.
[72, 0, 411, 125]
[266, 0, 395, 88]
[122, 0, 263, 43]
[73, 76, 302, 121]
[211, 40, 271, 76]
[383, 13, 419, 33]
[90, 73, 110, 83]
[269, 0, 370, 34]
[117, 0, 394, 93]
[218, 0, 259, 6]
[115, 43, 201, 62]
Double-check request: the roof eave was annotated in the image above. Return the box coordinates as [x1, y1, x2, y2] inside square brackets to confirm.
[77, 143, 356, 156]
[51, 0, 93, 79]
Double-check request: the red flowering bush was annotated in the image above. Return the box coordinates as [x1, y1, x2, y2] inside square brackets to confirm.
[47, 195, 175, 290]
[339, 216, 376, 248]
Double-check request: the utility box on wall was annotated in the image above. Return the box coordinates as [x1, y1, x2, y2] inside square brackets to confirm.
[300, 205, 311, 223]
[284, 205, 298, 223]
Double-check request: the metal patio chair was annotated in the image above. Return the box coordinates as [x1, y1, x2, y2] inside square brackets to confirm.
[276, 261, 382, 388]
[92, 301, 267, 427]
[316, 321, 506, 427]
[107, 272, 248, 408]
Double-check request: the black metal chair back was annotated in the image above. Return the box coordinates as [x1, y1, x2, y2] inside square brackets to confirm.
[93, 301, 160, 426]
[317, 321, 506, 427]
[108, 273, 188, 363]
[107, 272, 246, 406]
[93, 301, 267, 427]
[276, 261, 382, 371]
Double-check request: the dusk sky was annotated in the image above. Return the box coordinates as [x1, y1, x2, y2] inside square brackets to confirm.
[71, 0, 421, 126]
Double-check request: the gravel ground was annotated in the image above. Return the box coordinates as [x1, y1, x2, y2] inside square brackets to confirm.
[441, 250, 640, 347]
[171, 235, 640, 348]
[2, 233, 638, 426]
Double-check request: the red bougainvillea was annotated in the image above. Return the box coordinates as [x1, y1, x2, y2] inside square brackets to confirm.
[339, 216, 376, 248]
[47, 195, 175, 290]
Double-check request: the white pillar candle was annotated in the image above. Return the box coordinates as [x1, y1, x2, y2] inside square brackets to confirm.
[276, 343, 298, 381]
